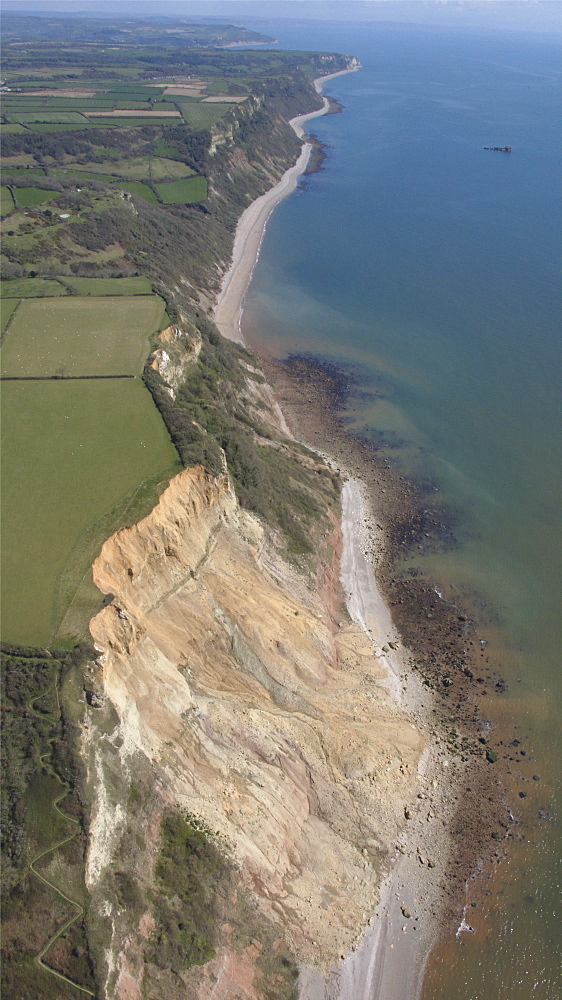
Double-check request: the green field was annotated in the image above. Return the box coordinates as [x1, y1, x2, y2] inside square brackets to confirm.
[27, 122, 110, 132]
[13, 112, 89, 124]
[13, 187, 55, 208]
[1, 295, 166, 377]
[69, 156, 195, 181]
[155, 176, 207, 204]
[1, 299, 20, 332]
[0, 124, 27, 133]
[51, 169, 162, 202]
[1, 187, 15, 216]
[120, 181, 159, 204]
[0, 378, 180, 644]
[53, 167, 126, 183]
[0, 166, 47, 177]
[59, 276, 153, 296]
[0, 277, 67, 297]
[84, 116, 181, 128]
[179, 103, 232, 128]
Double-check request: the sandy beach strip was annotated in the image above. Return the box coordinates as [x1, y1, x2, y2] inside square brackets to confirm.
[214, 69, 356, 344]
[296, 481, 447, 1000]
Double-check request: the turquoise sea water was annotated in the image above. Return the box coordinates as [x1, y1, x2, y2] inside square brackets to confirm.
[241, 22, 562, 1000]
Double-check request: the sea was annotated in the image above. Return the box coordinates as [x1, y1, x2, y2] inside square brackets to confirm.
[239, 18, 562, 1000]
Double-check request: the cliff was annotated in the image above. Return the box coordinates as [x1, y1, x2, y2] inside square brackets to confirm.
[85, 460, 423, 996]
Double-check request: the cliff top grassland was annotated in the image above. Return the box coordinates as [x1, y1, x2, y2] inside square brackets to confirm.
[1, 16, 370, 1000]
[0, 17, 349, 647]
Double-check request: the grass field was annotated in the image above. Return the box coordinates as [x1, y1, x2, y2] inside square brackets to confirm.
[83, 116, 180, 128]
[142, 158, 195, 180]
[51, 168, 159, 203]
[0, 378, 180, 644]
[0, 278, 67, 298]
[52, 167, 126, 183]
[0, 166, 47, 177]
[1, 154, 37, 166]
[155, 176, 207, 204]
[59, 276, 153, 296]
[1, 187, 15, 216]
[179, 103, 232, 128]
[27, 122, 110, 132]
[13, 187, 55, 208]
[69, 157, 195, 181]
[1, 295, 166, 377]
[120, 181, 159, 204]
[1, 299, 20, 333]
[13, 112, 88, 124]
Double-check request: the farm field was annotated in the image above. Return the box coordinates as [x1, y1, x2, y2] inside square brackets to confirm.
[179, 102, 233, 128]
[0, 295, 166, 377]
[10, 112, 88, 124]
[12, 187, 55, 208]
[52, 167, 137, 185]
[83, 116, 182, 129]
[27, 121, 114, 132]
[0, 378, 180, 644]
[65, 157, 195, 180]
[1, 187, 15, 215]
[0, 277, 67, 298]
[59, 276, 153, 296]
[118, 181, 160, 203]
[155, 176, 208, 204]
[1, 299, 19, 332]
[0, 165, 47, 177]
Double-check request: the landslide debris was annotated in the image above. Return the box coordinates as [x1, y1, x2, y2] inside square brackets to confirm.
[84, 458, 423, 995]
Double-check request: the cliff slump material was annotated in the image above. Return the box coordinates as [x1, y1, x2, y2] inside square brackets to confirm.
[88, 464, 423, 976]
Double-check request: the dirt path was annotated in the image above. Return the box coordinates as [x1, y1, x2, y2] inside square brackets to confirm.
[27, 678, 95, 997]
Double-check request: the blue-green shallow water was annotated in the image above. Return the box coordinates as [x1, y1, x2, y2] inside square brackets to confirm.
[241, 22, 562, 1000]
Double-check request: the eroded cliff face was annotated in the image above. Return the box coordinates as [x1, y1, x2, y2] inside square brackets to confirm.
[86, 463, 423, 993]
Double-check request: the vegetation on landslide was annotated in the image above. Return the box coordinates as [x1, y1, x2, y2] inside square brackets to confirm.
[144, 318, 340, 557]
[145, 810, 299, 998]
[1, 643, 95, 999]
[149, 812, 228, 969]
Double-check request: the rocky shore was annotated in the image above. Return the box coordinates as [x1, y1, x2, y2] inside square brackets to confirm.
[210, 66, 519, 998]
[254, 352, 522, 997]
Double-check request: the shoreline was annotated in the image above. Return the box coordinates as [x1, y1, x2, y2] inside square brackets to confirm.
[211, 63, 513, 1000]
[256, 355, 513, 999]
[211, 67, 453, 999]
[214, 68, 358, 344]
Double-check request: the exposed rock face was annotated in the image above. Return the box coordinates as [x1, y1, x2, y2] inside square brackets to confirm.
[150, 322, 202, 397]
[89, 465, 423, 971]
